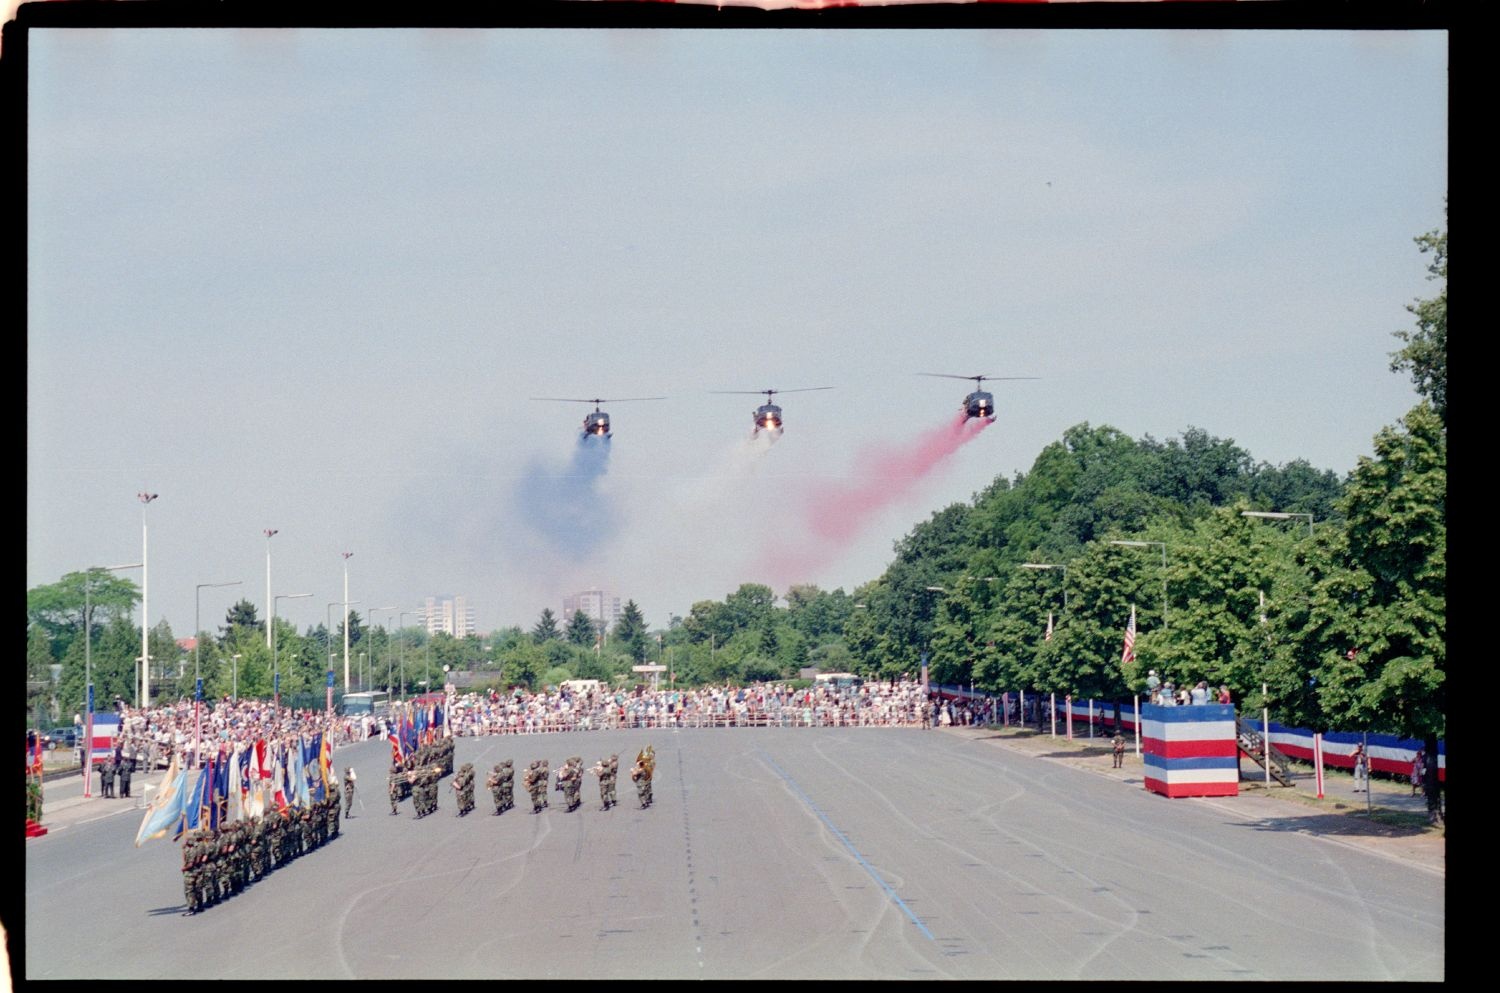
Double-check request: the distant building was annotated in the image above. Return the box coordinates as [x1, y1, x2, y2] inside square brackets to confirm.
[421, 595, 475, 638]
[563, 589, 622, 634]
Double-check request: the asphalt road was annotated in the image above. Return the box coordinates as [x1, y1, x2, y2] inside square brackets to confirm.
[23, 728, 1443, 980]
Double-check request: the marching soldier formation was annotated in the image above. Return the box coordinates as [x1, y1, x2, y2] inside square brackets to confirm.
[556, 756, 583, 812]
[180, 792, 346, 915]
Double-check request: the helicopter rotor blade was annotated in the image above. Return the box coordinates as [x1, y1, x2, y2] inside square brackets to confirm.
[530, 397, 667, 403]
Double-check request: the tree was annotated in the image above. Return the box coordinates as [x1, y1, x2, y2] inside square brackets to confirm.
[565, 610, 598, 647]
[27, 570, 140, 657]
[531, 608, 561, 644]
[1309, 403, 1445, 821]
[1391, 210, 1447, 425]
[221, 599, 263, 643]
[614, 600, 649, 663]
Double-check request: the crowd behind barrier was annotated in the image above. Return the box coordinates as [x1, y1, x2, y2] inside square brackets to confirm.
[73, 679, 1445, 786]
[395, 678, 936, 738]
[74, 698, 375, 772]
[929, 683, 1447, 783]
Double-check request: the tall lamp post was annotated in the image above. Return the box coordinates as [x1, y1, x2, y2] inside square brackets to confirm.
[272, 592, 314, 708]
[1241, 510, 1315, 538]
[341, 552, 354, 691]
[83, 562, 142, 798]
[262, 529, 279, 648]
[327, 600, 361, 691]
[358, 652, 367, 692]
[195, 580, 243, 769]
[1109, 540, 1168, 628]
[137, 492, 159, 707]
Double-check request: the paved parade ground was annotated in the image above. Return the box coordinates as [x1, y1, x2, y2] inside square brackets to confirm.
[23, 727, 1443, 980]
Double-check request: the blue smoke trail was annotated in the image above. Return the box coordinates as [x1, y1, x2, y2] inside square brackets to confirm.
[514, 434, 616, 560]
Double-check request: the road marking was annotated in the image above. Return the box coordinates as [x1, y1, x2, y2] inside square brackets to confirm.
[760, 751, 936, 942]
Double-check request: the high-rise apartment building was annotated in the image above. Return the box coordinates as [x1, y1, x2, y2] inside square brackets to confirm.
[421, 595, 475, 638]
[562, 589, 622, 634]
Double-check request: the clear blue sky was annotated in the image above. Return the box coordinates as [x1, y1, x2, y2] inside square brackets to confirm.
[27, 28, 1448, 638]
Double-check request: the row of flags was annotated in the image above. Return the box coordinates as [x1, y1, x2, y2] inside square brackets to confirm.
[385, 699, 446, 766]
[135, 731, 335, 847]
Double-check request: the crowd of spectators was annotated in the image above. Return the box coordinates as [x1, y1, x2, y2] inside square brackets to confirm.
[417, 678, 935, 737]
[79, 698, 371, 771]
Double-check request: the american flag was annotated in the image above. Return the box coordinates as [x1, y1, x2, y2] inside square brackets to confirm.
[1121, 605, 1136, 665]
[1044, 612, 1054, 642]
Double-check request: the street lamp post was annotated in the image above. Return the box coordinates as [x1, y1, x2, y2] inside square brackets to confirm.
[272, 592, 314, 708]
[263, 529, 279, 648]
[195, 580, 242, 769]
[137, 492, 158, 707]
[1018, 563, 1068, 609]
[1241, 510, 1315, 538]
[1109, 541, 1168, 628]
[358, 652, 367, 692]
[82, 562, 142, 798]
[341, 552, 354, 691]
[327, 600, 361, 690]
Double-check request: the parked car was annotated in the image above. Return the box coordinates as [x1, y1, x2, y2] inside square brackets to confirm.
[43, 726, 79, 750]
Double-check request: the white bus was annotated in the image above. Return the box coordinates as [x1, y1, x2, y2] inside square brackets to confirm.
[339, 691, 390, 718]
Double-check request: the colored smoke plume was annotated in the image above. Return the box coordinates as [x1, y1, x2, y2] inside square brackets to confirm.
[755, 413, 991, 585]
[513, 435, 616, 560]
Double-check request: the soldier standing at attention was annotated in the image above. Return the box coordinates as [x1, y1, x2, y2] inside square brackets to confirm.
[118, 753, 133, 799]
[99, 756, 114, 798]
[343, 767, 358, 819]
[1112, 729, 1127, 769]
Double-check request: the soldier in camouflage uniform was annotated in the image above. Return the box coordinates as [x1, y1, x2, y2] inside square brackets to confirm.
[100, 756, 115, 798]
[607, 755, 619, 808]
[631, 755, 653, 809]
[560, 757, 583, 812]
[389, 762, 405, 815]
[589, 757, 608, 810]
[182, 829, 201, 914]
[522, 760, 544, 813]
[486, 762, 506, 815]
[453, 762, 475, 816]
[343, 767, 357, 819]
[498, 759, 514, 812]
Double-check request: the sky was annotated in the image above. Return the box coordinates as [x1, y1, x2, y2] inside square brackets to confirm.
[26, 27, 1448, 642]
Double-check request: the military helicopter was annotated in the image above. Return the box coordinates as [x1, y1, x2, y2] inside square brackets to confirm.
[919, 373, 1038, 421]
[710, 387, 834, 436]
[531, 396, 666, 439]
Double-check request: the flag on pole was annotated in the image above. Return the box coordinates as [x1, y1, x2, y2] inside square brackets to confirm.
[388, 728, 404, 766]
[1044, 612, 1054, 642]
[227, 747, 243, 825]
[1121, 605, 1136, 665]
[319, 733, 333, 794]
[135, 753, 188, 847]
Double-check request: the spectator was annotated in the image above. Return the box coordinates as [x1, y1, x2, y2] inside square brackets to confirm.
[1217, 685, 1232, 706]
[1191, 681, 1209, 706]
[1410, 747, 1425, 796]
[1351, 743, 1369, 792]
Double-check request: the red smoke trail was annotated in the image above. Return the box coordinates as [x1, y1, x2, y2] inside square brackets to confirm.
[755, 413, 991, 585]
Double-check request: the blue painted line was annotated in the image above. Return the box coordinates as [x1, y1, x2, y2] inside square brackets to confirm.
[761, 751, 936, 942]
